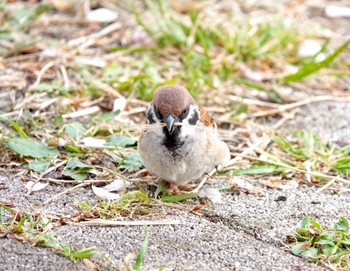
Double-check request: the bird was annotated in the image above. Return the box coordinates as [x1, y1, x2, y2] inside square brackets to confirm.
[138, 85, 230, 191]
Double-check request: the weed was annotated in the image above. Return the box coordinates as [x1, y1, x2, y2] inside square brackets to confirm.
[280, 39, 350, 83]
[80, 189, 153, 219]
[0, 203, 100, 261]
[288, 216, 350, 269]
[234, 131, 350, 181]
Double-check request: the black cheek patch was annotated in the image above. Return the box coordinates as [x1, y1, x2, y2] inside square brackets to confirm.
[188, 110, 199, 125]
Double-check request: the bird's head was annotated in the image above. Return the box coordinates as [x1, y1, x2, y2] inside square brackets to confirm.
[147, 85, 200, 135]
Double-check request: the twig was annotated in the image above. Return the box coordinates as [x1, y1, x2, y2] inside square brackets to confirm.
[192, 165, 223, 193]
[59, 65, 70, 90]
[316, 179, 336, 193]
[14, 93, 47, 110]
[62, 106, 100, 119]
[250, 95, 350, 118]
[68, 22, 121, 49]
[46, 178, 118, 184]
[34, 98, 60, 117]
[228, 95, 280, 108]
[33, 161, 66, 183]
[273, 108, 300, 129]
[73, 56, 107, 67]
[91, 80, 123, 98]
[43, 183, 88, 205]
[30, 61, 56, 90]
[75, 218, 182, 226]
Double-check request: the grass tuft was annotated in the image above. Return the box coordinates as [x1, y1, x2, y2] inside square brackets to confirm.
[0, 203, 100, 262]
[288, 216, 350, 269]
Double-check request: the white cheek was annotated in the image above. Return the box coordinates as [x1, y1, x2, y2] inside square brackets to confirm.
[147, 105, 165, 138]
[179, 125, 199, 138]
[178, 105, 201, 139]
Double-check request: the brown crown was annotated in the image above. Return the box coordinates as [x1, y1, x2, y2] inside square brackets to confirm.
[152, 85, 195, 117]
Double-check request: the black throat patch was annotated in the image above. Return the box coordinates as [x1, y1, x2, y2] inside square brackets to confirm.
[162, 125, 183, 151]
[162, 106, 199, 152]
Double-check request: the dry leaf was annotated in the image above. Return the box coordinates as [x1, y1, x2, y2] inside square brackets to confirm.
[262, 177, 299, 190]
[325, 5, 350, 18]
[199, 187, 222, 203]
[86, 8, 118, 22]
[103, 179, 130, 192]
[91, 185, 120, 200]
[264, 176, 283, 188]
[298, 40, 325, 62]
[83, 258, 99, 269]
[113, 97, 127, 113]
[228, 177, 263, 194]
[25, 181, 49, 192]
[47, 0, 73, 11]
[81, 137, 107, 148]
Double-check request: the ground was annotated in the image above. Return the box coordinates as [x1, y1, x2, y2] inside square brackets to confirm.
[0, 0, 350, 270]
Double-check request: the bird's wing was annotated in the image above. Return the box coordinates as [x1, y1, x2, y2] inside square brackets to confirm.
[199, 107, 216, 128]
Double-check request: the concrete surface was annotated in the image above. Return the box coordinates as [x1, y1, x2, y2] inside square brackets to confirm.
[1, 103, 349, 271]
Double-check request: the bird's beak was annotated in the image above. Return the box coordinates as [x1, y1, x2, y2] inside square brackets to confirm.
[164, 114, 176, 134]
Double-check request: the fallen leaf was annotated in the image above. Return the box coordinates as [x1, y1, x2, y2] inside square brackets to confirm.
[264, 176, 283, 188]
[103, 179, 130, 192]
[112, 97, 126, 113]
[298, 39, 325, 62]
[47, 0, 73, 11]
[8, 138, 59, 158]
[80, 137, 107, 148]
[228, 177, 263, 194]
[199, 187, 222, 203]
[86, 8, 118, 22]
[105, 135, 137, 148]
[325, 5, 350, 18]
[262, 176, 299, 190]
[25, 181, 49, 192]
[58, 138, 68, 147]
[62, 159, 93, 181]
[279, 180, 299, 190]
[92, 185, 119, 200]
[83, 258, 99, 269]
[27, 159, 50, 173]
[229, 177, 254, 190]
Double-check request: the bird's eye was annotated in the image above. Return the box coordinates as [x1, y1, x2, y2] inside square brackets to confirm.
[182, 108, 189, 115]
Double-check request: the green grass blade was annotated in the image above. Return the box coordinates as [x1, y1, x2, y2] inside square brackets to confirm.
[0, 202, 15, 213]
[160, 193, 199, 202]
[134, 225, 149, 271]
[71, 247, 97, 260]
[16, 214, 29, 234]
[0, 116, 28, 138]
[281, 39, 350, 83]
[233, 77, 270, 92]
[233, 166, 284, 175]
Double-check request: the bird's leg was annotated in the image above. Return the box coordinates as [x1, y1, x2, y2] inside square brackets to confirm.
[168, 182, 181, 195]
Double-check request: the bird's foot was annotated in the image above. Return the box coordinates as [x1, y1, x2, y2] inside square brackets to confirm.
[169, 182, 182, 195]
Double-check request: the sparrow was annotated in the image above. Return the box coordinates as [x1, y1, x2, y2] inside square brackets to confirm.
[138, 85, 230, 189]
